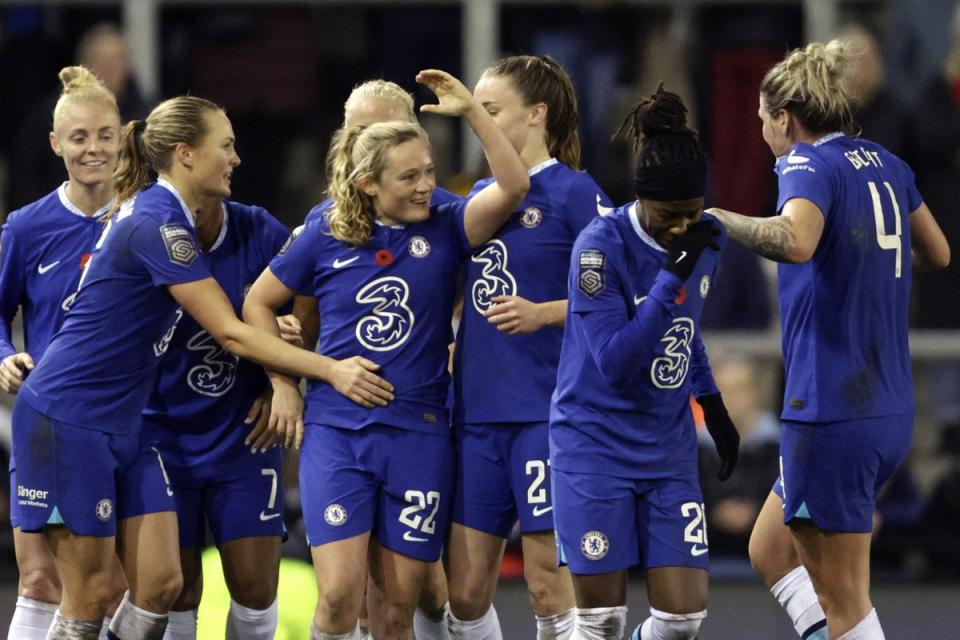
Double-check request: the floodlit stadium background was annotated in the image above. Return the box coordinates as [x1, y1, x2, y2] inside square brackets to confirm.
[0, 1, 958, 637]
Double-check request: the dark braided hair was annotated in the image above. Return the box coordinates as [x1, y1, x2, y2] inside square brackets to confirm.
[484, 54, 582, 169]
[614, 84, 707, 201]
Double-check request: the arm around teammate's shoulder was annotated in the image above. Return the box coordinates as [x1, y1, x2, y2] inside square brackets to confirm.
[910, 203, 950, 271]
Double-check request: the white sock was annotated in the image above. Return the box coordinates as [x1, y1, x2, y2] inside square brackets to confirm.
[771, 566, 827, 640]
[637, 607, 706, 640]
[161, 609, 197, 640]
[447, 605, 503, 640]
[310, 623, 363, 640]
[572, 606, 627, 640]
[536, 608, 575, 640]
[414, 602, 450, 640]
[225, 598, 278, 640]
[98, 617, 112, 640]
[8, 597, 58, 640]
[836, 609, 885, 640]
[45, 610, 101, 640]
[108, 591, 168, 640]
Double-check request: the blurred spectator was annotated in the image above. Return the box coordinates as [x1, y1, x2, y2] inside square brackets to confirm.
[8, 22, 151, 209]
[843, 24, 910, 157]
[698, 357, 780, 556]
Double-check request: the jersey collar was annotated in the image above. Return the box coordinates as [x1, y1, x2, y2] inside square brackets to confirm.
[157, 178, 197, 228]
[528, 157, 558, 176]
[206, 202, 230, 252]
[57, 182, 115, 220]
[629, 201, 666, 253]
[813, 132, 844, 147]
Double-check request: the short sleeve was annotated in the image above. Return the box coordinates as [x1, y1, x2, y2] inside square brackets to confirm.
[269, 222, 320, 295]
[128, 218, 211, 286]
[434, 199, 471, 262]
[564, 171, 613, 236]
[568, 222, 627, 314]
[255, 207, 293, 260]
[775, 147, 834, 218]
[897, 158, 923, 214]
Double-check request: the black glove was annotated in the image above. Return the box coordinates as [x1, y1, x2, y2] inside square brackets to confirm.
[697, 392, 740, 481]
[664, 220, 721, 281]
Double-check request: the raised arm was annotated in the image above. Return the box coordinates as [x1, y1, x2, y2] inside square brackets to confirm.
[417, 69, 529, 248]
[910, 203, 950, 271]
[706, 199, 824, 264]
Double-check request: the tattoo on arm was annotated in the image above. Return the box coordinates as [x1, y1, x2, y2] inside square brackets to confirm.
[714, 210, 799, 262]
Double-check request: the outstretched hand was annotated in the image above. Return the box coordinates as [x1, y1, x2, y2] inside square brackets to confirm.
[416, 69, 477, 118]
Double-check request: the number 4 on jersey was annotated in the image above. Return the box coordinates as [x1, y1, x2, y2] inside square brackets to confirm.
[868, 180, 902, 279]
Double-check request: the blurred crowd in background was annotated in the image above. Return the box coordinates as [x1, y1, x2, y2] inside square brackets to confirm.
[0, 0, 958, 592]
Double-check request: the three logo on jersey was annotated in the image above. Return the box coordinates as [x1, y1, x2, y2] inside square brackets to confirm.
[471, 239, 517, 314]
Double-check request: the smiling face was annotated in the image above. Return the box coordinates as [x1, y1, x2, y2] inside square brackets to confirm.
[639, 197, 705, 249]
[49, 98, 120, 188]
[362, 137, 435, 226]
[188, 110, 241, 199]
[474, 72, 543, 156]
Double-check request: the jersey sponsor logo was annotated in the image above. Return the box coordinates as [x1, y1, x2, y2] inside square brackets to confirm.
[699, 275, 710, 298]
[278, 225, 304, 256]
[651, 317, 694, 389]
[470, 239, 517, 314]
[324, 503, 348, 526]
[37, 260, 61, 274]
[159, 224, 198, 266]
[520, 207, 543, 228]
[580, 530, 609, 560]
[95, 498, 113, 522]
[333, 255, 359, 268]
[577, 249, 605, 298]
[154, 308, 184, 357]
[185, 330, 239, 397]
[408, 235, 431, 258]
[596, 194, 614, 216]
[17, 485, 49, 508]
[355, 276, 415, 351]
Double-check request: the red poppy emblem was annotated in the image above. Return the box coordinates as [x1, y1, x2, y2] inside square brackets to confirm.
[675, 287, 687, 305]
[375, 249, 393, 266]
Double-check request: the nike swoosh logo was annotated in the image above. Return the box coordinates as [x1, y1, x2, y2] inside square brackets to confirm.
[259, 511, 281, 522]
[675, 251, 687, 263]
[333, 256, 359, 268]
[532, 505, 553, 517]
[596, 194, 614, 216]
[634, 295, 647, 305]
[403, 531, 429, 542]
[37, 261, 61, 274]
[691, 545, 708, 557]
[786, 153, 810, 164]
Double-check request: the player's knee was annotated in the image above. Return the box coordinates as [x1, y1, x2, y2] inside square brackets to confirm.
[379, 600, 417, 636]
[134, 565, 183, 612]
[637, 609, 706, 640]
[19, 565, 62, 604]
[448, 579, 493, 621]
[315, 585, 363, 629]
[229, 574, 278, 611]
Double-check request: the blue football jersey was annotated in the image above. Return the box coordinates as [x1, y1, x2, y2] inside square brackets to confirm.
[454, 159, 612, 424]
[141, 201, 289, 472]
[0, 184, 110, 361]
[21, 179, 212, 434]
[270, 201, 470, 434]
[303, 187, 461, 227]
[775, 134, 920, 421]
[550, 204, 725, 479]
